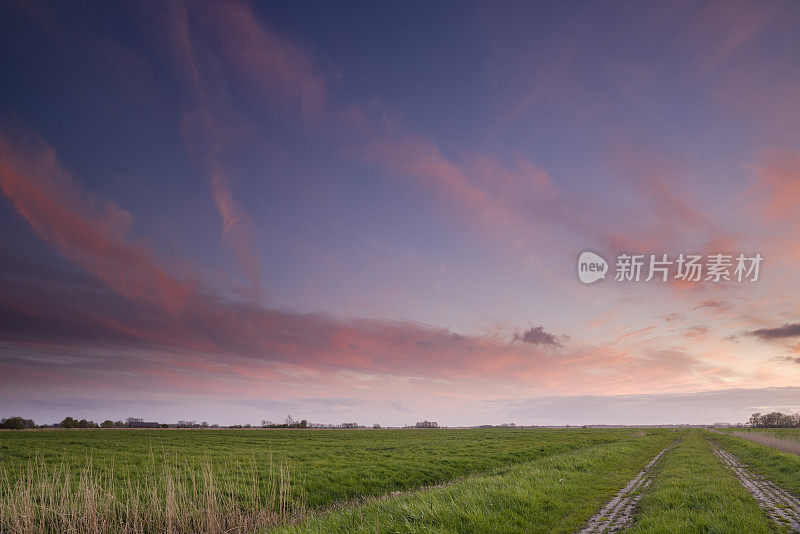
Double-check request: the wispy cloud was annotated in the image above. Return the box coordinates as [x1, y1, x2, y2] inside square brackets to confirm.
[142, 0, 265, 296]
[202, 0, 327, 117]
[0, 125, 192, 312]
[692, 299, 733, 313]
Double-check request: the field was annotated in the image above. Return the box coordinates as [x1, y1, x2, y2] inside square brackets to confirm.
[628, 432, 774, 533]
[1, 427, 800, 533]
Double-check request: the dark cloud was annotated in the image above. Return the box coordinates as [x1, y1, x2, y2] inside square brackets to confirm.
[748, 323, 800, 341]
[513, 326, 560, 346]
[774, 356, 800, 365]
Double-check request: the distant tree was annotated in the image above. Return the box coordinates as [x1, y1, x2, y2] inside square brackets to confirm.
[60, 417, 78, 429]
[201, 421, 209, 428]
[259, 417, 309, 428]
[415, 420, 439, 429]
[76, 419, 98, 428]
[126, 417, 143, 424]
[373, 423, 381, 429]
[176, 420, 198, 428]
[101, 420, 115, 428]
[748, 412, 800, 428]
[1, 416, 35, 429]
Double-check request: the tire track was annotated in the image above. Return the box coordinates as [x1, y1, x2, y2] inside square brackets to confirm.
[709, 441, 800, 532]
[577, 439, 678, 533]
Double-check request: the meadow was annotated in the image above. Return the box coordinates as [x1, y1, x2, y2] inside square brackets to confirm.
[277, 429, 677, 533]
[0, 427, 662, 533]
[628, 431, 775, 533]
[711, 429, 800, 498]
[2, 427, 800, 533]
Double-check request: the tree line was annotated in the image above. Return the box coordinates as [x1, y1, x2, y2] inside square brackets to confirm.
[0, 416, 158, 429]
[4, 414, 378, 430]
[0, 417, 36, 429]
[748, 412, 800, 428]
[260, 415, 309, 428]
[1, 415, 315, 429]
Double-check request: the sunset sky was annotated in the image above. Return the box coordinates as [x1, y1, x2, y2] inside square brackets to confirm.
[2, 0, 800, 426]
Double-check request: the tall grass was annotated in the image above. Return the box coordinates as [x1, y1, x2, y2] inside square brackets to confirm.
[0, 451, 305, 534]
[728, 430, 800, 456]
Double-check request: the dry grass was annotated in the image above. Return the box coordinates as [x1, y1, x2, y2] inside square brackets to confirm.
[0, 451, 304, 534]
[729, 430, 800, 456]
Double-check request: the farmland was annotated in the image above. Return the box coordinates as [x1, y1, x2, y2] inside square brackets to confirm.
[2, 427, 800, 533]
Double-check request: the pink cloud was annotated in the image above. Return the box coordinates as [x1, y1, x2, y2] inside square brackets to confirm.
[352, 131, 563, 249]
[202, 0, 327, 117]
[749, 150, 800, 221]
[143, 0, 264, 296]
[678, 0, 776, 77]
[743, 149, 800, 265]
[0, 125, 192, 313]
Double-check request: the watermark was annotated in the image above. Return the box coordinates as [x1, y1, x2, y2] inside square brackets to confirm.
[577, 251, 608, 284]
[578, 252, 762, 284]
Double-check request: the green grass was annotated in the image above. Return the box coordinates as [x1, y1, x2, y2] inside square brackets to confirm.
[709, 430, 800, 498]
[274, 430, 679, 533]
[628, 431, 777, 533]
[0, 427, 648, 511]
[16, 428, 786, 533]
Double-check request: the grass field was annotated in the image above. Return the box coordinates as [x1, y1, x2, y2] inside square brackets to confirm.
[628, 431, 776, 533]
[0, 428, 636, 509]
[0, 427, 665, 533]
[3, 427, 800, 533]
[710, 430, 800, 497]
[277, 430, 677, 533]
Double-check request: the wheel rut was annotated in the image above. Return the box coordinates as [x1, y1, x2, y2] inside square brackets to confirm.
[709, 440, 800, 532]
[577, 438, 678, 533]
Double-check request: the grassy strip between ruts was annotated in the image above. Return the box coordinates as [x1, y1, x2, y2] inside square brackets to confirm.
[270, 430, 679, 533]
[627, 430, 778, 533]
[709, 430, 800, 499]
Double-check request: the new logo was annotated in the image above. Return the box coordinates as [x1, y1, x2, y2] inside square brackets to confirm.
[578, 251, 608, 284]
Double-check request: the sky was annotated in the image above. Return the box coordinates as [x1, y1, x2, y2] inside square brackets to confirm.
[2, 0, 800, 427]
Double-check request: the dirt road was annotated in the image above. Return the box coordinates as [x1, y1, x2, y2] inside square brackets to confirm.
[709, 441, 800, 532]
[577, 439, 677, 533]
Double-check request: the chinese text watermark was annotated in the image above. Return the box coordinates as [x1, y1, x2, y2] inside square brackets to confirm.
[578, 252, 762, 284]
